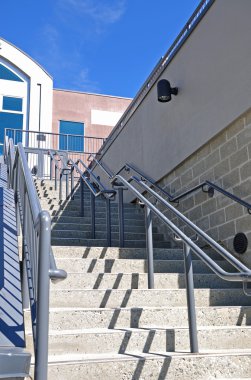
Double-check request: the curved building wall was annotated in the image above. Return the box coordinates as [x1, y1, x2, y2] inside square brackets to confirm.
[0, 37, 53, 149]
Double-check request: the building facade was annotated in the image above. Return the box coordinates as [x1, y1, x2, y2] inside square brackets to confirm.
[0, 37, 131, 154]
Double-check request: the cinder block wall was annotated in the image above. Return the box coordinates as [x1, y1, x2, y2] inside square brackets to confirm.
[152, 107, 251, 267]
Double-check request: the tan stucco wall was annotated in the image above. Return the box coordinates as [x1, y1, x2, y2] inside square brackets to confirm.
[96, 0, 251, 190]
[52, 89, 131, 139]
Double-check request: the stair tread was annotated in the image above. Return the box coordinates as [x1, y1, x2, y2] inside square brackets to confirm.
[45, 349, 251, 364]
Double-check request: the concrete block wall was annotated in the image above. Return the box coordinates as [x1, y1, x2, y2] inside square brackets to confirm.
[151, 107, 251, 267]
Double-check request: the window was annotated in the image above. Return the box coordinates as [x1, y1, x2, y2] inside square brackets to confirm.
[0, 96, 24, 153]
[0, 64, 23, 82]
[59, 120, 84, 152]
[0, 113, 23, 148]
[3, 96, 23, 112]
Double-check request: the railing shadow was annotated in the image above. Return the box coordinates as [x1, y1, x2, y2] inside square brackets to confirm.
[0, 188, 25, 348]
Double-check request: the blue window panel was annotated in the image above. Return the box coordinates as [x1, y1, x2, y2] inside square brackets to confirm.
[3, 97, 23, 112]
[0, 112, 23, 145]
[59, 121, 84, 152]
[0, 64, 23, 82]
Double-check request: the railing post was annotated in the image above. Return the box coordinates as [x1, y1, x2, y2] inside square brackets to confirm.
[106, 198, 111, 247]
[14, 162, 21, 236]
[71, 167, 74, 200]
[59, 173, 62, 201]
[50, 157, 53, 181]
[37, 150, 43, 178]
[34, 211, 51, 380]
[80, 178, 84, 216]
[91, 191, 95, 239]
[183, 243, 199, 353]
[54, 165, 57, 191]
[22, 190, 29, 309]
[118, 187, 124, 247]
[145, 205, 154, 289]
[65, 172, 69, 199]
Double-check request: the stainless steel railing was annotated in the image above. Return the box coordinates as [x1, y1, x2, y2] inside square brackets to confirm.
[68, 158, 116, 246]
[5, 128, 106, 155]
[111, 171, 251, 353]
[48, 150, 72, 200]
[4, 137, 67, 380]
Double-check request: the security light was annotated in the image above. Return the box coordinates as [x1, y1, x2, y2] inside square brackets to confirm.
[157, 79, 178, 102]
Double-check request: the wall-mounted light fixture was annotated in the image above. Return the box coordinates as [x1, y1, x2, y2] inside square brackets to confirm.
[157, 79, 178, 102]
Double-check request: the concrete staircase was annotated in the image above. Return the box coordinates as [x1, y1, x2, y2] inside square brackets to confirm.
[27, 179, 251, 379]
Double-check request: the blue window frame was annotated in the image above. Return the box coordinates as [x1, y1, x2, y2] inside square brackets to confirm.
[59, 120, 84, 152]
[3, 96, 23, 112]
[0, 64, 23, 82]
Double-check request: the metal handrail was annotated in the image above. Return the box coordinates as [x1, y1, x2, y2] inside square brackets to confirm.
[5, 138, 66, 380]
[111, 171, 251, 354]
[117, 163, 251, 214]
[5, 127, 106, 141]
[88, 153, 114, 179]
[131, 176, 250, 275]
[68, 158, 116, 199]
[67, 159, 116, 246]
[116, 163, 172, 199]
[48, 150, 71, 200]
[113, 174, 251, 281]
[172, 180, 251, 212]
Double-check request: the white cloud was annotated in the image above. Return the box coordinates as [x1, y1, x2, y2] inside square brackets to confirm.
[32, 1, 128, 92]
[58, 0, 126, 27]
[72, 68, 100, 93]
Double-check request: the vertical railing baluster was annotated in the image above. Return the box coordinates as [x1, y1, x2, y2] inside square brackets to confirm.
[118, 187, 124, 247]
[34, 211, 51, 380]
[22, 189, 29, 310]
[91, 191, 95, 239]
[71, 167, 74, 199]
[106, 197, 111, 247]
[59, 173, 62, 201]
[145, 205, 154, 289]
[183, 243, 199, 353]
[54, 165, 57, 191]
[50, 157, 53, 181]
[80, 177, 84, 217]
[65, 172, 69, 199]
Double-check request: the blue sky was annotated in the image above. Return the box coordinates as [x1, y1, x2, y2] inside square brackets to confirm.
[1, 0, 201, 98]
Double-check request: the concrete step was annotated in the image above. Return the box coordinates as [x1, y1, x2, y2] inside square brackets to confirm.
[51, 246, 224, 261]
[51, 238, 171, 248]
[29, 328, 251, 371]
[52, 223, 152, 234]
[49, 289, 251, 308]
[51, 230, 164, 242]
[26, 326, 251, 356]
[53, 272, 244, 290]
[44, 351, 251, 380]
[47, 306, 251, 330]
[51, 215, 146, 226]
[49, 209, 145, 219]
[41, 199, 136, 210]
[55, 258, 234, 274]
[40, 202, 142, 214]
